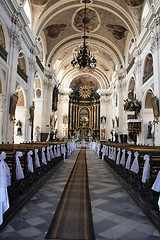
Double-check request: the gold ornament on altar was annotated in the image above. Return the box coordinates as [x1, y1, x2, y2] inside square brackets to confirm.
[79, 85, 92, 99]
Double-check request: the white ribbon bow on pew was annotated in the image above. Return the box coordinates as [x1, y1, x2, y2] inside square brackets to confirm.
[120, 149, 126, 166]
[0, 151, 10, 225]
[15, 151, 24, 180]
[61, 144, 66, 160]
[105, 145, 109, 157]
[152, 171, 160, 211]
[42, 147, 47, 165]
[34, 149, 40, 167]
[113, 147, 116, 161]
[101, 145, 106, 160]
[152, 171, 160, 192]
[50, 145, 54, 160]
[142, 154, 150, 183]
[47, 146, 51, 162]
[54, 145, 57, 158]
[116, 148, 121, 165]
[27, 150, 34, 173]
[57, 145, 61, 157]
[130, 151, 139, 173]
[108, 146, 112, 159]
[125, 151, 132, 170]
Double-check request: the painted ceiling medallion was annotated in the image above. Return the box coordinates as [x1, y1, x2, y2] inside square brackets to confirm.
[30, 0, 49, 5]
[79, 86, 92, 99]
[45, 24, 67, 38]
[73, 8, 99, 32]
[124, 0, 144, 6]
[106, 24, 127, 40]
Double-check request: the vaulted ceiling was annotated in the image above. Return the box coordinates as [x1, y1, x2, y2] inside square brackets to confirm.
[28, 0, 149, 90]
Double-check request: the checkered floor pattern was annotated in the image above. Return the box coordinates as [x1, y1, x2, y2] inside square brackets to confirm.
[0, 149, 160, 240]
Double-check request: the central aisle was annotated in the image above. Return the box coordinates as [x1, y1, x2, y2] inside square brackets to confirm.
[0, 149, 160, 240]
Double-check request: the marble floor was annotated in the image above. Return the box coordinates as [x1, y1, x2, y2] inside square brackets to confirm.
[0, 149, 160, 240]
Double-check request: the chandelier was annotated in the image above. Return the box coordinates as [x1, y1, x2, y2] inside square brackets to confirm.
[71, 1, 97, 69]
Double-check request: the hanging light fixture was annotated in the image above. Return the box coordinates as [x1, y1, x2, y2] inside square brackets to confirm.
[71, 1, 97, 69]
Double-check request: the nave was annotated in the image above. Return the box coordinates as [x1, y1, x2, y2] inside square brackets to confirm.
[0, 149, 160, 240]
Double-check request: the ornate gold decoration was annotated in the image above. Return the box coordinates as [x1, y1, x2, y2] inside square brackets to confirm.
[79, 86, 92, 99]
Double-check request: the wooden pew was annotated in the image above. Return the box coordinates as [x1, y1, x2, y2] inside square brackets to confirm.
[101, 142, 160, 211]
[0, 142, 64, 205]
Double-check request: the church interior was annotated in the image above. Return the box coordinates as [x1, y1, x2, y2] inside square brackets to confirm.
[0, 0, 160, 239]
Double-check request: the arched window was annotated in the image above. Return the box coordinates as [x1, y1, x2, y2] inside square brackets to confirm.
[143, 53, 153, 84]
[18, 52, 27, 73]
[16, 86, 25, 106]
[0, 25, 6, 49]
[17, 52, 28, 82]
[128, 77, 135, 100]
[0, 24, 8, 61]
[34, 75, 42, 99]
[145, 90, 153, 109]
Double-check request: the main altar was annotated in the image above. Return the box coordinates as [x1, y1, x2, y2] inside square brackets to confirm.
[68, 86, 100, 140]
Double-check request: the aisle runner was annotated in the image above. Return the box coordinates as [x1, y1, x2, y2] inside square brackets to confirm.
[46, 148, 95, 240]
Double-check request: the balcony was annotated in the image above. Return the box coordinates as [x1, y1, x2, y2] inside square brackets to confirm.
[0, 45, 8, 62]
[143, 67, 153, 84]
[36, 56, 44, 73]
[17, 65, 28, 83]
[127, 57, 135, 74]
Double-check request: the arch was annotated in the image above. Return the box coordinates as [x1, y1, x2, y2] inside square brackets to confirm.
[34, 1, 138, 38]
[47, 34, 124, 69]
[128, 77, 135, 99]
[143, 53, 153, 84]
[142, 88, 154, 145]
[34, 75, 42, 99]
[144, 89, 154, 109]
[17, 52, 28, 75]
[0, 24, 6, 49]
[60, 67, 109, 90]
[144, 53, 153, 75]
[16, 85, 26, 107]
[14, 86, 27, 143]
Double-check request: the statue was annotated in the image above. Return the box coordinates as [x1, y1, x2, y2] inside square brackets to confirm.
[147, 121, 152, 139]
[16, 120, 22, 136]
[123, 98, 141, 117]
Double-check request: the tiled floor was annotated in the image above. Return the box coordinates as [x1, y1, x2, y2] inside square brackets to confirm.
[0, 149, 160, 240]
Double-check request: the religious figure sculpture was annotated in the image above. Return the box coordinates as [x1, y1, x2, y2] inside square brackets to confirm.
[16, 120, 22, 136]
[147, 121, 152, 139]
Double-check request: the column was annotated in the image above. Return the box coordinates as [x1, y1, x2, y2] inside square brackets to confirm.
[150, 16, 160, 145]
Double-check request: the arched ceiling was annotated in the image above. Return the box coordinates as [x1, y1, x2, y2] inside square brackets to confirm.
[28, 0, 146, 90]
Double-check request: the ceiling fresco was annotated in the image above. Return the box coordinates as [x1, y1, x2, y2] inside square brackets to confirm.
[28, 0, 149, 90]
[30, 0, 49, 5]
[73, 8, 100, 32]
[106, 25, 127, 40]
[124, 0, 144, 6]
[70, 75, 100, 90]
[44, 24, 67, 38]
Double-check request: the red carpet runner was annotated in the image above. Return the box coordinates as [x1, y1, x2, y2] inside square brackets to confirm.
[46, 148, 95, 240]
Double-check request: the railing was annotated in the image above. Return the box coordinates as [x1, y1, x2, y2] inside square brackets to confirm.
[143, 67, 153, 84]
[0, 45, 8, 62]
[36, 56, 44, 73]
[127, 57, 135, 74]
[17, 65, 28, 83]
